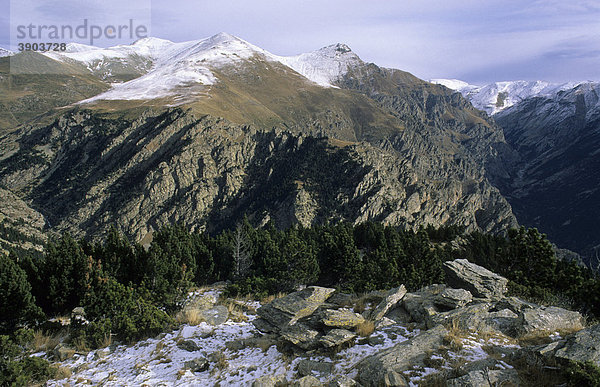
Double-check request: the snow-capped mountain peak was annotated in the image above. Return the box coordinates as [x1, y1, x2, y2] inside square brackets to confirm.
[0, 48, 14, 57]
[42, 33, 364, 102]
[431, 79, 577, 115]
[277, 43, 362, 87]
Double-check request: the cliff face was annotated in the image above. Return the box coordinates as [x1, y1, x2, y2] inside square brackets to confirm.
[0, 100, 515, 242]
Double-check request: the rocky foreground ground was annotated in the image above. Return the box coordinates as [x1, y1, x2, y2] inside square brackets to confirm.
[44, 259, 599, 386]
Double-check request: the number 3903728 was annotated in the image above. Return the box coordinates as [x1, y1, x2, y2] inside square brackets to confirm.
[18, 43, 67, 52]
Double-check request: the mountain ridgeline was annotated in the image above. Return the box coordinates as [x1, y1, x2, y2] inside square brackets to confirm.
[0, 34, 518, 242]
[436, 79, 600, 261]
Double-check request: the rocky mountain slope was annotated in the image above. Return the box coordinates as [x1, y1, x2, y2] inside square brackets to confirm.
[0, 33, 518, 241]
[43, 259, 600, 386]
[437, 79, 599, 260]
[495, 82, 600, 260]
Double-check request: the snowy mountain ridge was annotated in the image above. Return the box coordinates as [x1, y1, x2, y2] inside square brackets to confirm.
[430, 78, 579, 115]
[43, 33, 363, 102]
[0, 47, 13, 57]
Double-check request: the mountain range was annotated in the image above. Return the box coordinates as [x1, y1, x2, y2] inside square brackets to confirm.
[0, 33, 596, 261]
[436, 78, 600, 261]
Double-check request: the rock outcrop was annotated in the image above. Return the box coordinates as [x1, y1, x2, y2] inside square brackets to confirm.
[443, 259, 508, 300]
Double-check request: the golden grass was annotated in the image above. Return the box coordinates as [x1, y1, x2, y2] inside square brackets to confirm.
[30, 330, 62, 352]
[443, 319, 465, 351]
[175, 309, 203, 326]
[54, 366, 72, 380]
[356, 320, 375, 337]
[517, 323, 584, 347]
[260, 292, 286, 305]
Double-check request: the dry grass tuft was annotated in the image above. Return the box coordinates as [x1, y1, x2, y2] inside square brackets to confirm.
[54, 366, 72, 380]
[31, 330, 62, 352]
[175, 309, 203, 326]
[443, 319, 465, 351]
[356, 320, 375, 337]
[72, 337, 90, 352]
[260, 292, 286, 305]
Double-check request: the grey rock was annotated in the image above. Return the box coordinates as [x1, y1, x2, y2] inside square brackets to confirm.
[255, 287, 336, 333]
[553, 324, 600, 366]
[376, 317, 396, 329]
[327, 293, 354, 308]
[356, 325, 448, 386]
[434, 288, 472, 310]
[183, 293, 217, 314]
[383, 370, 407, 386]
[517, 306, 584, 336]
[177, 339, 200, 352]
[443, 259, 508, 300]
[297, 359, 334, 377]
[53, 344, 76, 361]
[199, 305, 229, 326]
[370, 285, 407, 321]
[446, 369, 520, 386]
[327, 375, 358, 386]
[281, 323, 321, 350]
[292, 375, 322, 387]
[320, 329, 356, 348]
[321, 308, 365, 329]
[252, 374, 287, 387]
[183, 357, 209, 373]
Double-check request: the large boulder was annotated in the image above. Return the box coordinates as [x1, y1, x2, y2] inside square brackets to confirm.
[446, 369, 520, 386]
[443, 259, 508, 300]
[553, 324, 600, 366]
[434, 288, 472, 310]
[369, 285, 407, 321]
[199, 305, 229, 326]
[321, 309, 365, 329]
[356, 325, 448, 386]
[517, 306, 584, 336]
[254, 287, 336, 333]
[252, 374, 287, 387]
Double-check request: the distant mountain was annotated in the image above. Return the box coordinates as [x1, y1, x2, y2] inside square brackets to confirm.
[431, 79, 576, 115]
[0, 48, 12, 57]
[494, 82, 600, 260]
[0, 33, 517, 242]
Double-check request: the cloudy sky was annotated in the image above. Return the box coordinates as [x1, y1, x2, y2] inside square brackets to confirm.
[2, 0, 600, 84]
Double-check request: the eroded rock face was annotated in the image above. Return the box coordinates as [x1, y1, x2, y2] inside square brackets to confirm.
[443, 259, 508, 300]
[0, 104, 517, 243]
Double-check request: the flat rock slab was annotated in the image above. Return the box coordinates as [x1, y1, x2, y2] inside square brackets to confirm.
[320, 328, 356, 348]
[518, 306, 584, 336]
[447, 369, 519, 386]
[199, 305, 229, 326]
[321, 308, 365, 329]
[357, 324, 448, 386]
[256, 286, 336, 332]
[443, 259, 508, 300]
[553, 324, 600, 366]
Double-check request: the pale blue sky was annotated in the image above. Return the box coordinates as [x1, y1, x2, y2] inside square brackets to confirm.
[2, 0, 599, 84]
